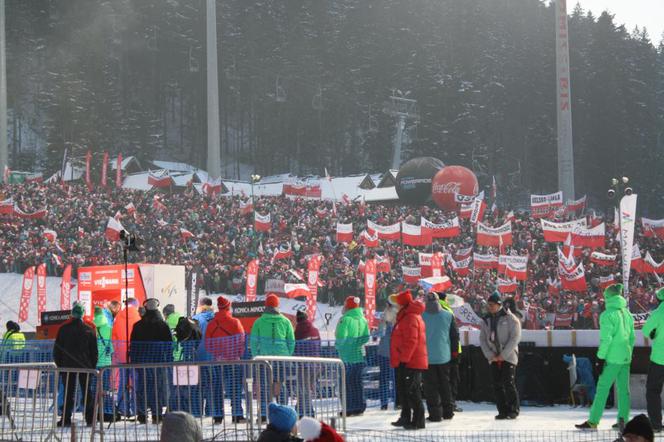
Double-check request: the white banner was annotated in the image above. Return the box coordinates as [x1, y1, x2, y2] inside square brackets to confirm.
[620, 194, 638, 297]
[531, 191, 563, 207]
[452, 303, 483, 327]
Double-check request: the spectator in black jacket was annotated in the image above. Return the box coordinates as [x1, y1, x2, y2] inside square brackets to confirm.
[53, 302, 97, 427]
[129, 298, 173, 424]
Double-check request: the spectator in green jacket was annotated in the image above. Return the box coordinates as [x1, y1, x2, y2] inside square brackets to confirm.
[250, 294, 295, 420]
[163, 304, 184, 360]
[642, 287, 664, 433]
[93, 306, 117, 422]
[335, 296, 370, 416]
[576, 284, 635, 430]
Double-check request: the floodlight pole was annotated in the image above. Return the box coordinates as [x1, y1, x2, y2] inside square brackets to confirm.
[384, 93, 417, 170]
[206, 0, 221, 179]
[0, 0, 7, 178]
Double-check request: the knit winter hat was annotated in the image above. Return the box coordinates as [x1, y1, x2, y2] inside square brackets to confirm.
[267, 402, 297, 433]
[144, 298, 160, 311]
[266, 294, 280, 308]
[298, 417, 345, 442]
[656, 287, 664, 302]
[71, 302, 85, 319]
[487, 291, 502, 305]
[344, 296, 360, 310]
[622, 414, 654, 441]
[217, 296, 231, 310]
[603, 283, 624, 299]
[389, 290, 413, 307]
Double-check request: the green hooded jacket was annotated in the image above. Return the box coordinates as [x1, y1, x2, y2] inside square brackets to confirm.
[93, 308, 113, 367]
[597, 285, 635, 365]
[440, 299, 462, 355]
[250, 310, 295, 356]
[166, 312, 184, 360]
[642, 290, 664, 365]
[335, 307, 370, 363]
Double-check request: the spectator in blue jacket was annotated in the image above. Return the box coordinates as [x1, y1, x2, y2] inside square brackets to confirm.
[422, 292, 458, 421]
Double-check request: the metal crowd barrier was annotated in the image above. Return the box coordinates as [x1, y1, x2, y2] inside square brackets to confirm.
[253, 356, 347, 433]
[97, 359, 273, 441]
[0, 363, 102, 442]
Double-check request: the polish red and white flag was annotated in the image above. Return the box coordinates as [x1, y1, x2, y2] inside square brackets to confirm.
[367, 220, 400, 241]
[254, 212, 271, 232]
[590, 251, 616, 267]
[336, 223, 353, 243]
[359, 230, 379, 248]
[540, 218, 587, 243]
[474, 252, 498, 270]
[476, 221, 512, 247]
[498, 277, 518, 293]
[105, 217, 124, 241]
[420, 217, 460, 238]
[401, 222, 429, 247]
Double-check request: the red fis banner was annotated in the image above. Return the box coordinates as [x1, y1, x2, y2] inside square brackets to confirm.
[36, 264, 47, 324]
[474, 252, 498, 270]
[420, 217, 460, 238]
[590, 251, 616, 267]
[402, 266, 421, 284]
[642, 218, 664, 239]
[101, 152, 109, 187]
[245, 259, 259, 302]
[401, 222, 429, 247]
[364, 259, 377, 328]
[254, 212, 271, 232]
[85, 150, 92, 191]
[18, 266, 35, 323]
[419, 253, 433, 278]
[476, 221, 512, 247]
[60, 264, 72, 310]
[306, 255, 323, 318]
[116, 153, 122, 188]
[367, 220, 400, 241]
[431, 252, 444, 277]
[336, 223, 353, 243]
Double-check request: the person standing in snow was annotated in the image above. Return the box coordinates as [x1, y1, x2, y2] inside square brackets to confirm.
[643, 287, 664, 433]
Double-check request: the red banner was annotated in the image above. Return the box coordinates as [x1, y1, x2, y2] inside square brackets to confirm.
[364, 259, 377, 328]
[36, 264, 47, 324]
[77, 264, 147, 312]
[61, 264, 72, 310]
[18, 266, 35, 323]
[116, 153, 122, 188]
[431, 252, 444, 277]
[283, 183, 322, 199]
[101, 152, 109, 187]
[306, 255, 323, 318]
[245, 259, 259, 302]
[85, 150, 92, 191]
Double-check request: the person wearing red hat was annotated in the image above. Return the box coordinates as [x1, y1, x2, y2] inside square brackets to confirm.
[251, 294, 295, 421]
[335, 296, 370, 416]
[298, 416, 345, 442]
[389, 290, 428, 430]
[204, 296, 246, 423]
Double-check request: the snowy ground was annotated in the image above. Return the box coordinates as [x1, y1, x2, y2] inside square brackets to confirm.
[348, 401, 622, 431]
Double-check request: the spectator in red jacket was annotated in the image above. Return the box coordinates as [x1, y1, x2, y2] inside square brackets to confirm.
[204, 296, 246, 423]
[389, 290, 428, 431]
[294, 310, 321, 417]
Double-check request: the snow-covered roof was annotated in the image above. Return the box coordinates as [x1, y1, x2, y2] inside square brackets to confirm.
[171, 173, 200, 187]
[122, 172, 152, 191]
[377, 169, 398, 188]
[151, 160, 201, 173]
[258, 173, 294, 184]
[363, 186, 399, 202]
[111, 155, 142, 172]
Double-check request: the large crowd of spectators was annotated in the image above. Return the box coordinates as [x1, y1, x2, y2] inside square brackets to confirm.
[1, 181, 662, 330]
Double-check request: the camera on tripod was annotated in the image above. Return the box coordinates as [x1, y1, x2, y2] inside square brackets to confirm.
[119, 230, 142, 252]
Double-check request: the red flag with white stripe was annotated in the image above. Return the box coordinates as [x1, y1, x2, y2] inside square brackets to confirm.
[376, 255, 392, 273]
[240, 200, 254, 215]
[125, 202, 136, 215]
[450, 256, 471, 277]
[590, 252, 616, 267]
[271, 243, 292, 262]
[359, 230, 379, 248]
[36, 264, 47, 324]
[254, 212, 271, 232]
[476, 221, 512, 247]
[498, 277, 518, 293]
[401, 222, 429, 247]
[505, 260, 528, 281]
[642, 218, 664, 239]
[105, 217, 124, 241]
[530, 191, 563, 218]
[367, 220, 400, 241]
[284, 284, 311, 299]
[402, 266, 421, 284]
[420, 217, 460, 238]
[541, 218, 587, 243]
[559, 261, 588, 292]
[571, 223, 605, 249]
[599, 274, 616, 289]
[644, 252, 664, 274]
[336, 223, 353, 243]
[498, 255, 528, 274]
[473, 252, 498, 270]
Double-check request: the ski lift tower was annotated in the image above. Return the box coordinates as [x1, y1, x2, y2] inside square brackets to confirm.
[205, 0, 221, 179]
[384, 90, 417, 170]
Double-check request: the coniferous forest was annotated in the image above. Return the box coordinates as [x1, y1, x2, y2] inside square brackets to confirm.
[5, 1, 664, 211]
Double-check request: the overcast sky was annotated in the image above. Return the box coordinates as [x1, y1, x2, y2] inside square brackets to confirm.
[573, 0, 663, 45]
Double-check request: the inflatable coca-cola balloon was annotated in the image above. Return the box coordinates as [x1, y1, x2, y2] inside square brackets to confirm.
[395, 157, 445, 205]
[431, 166, 479, 212]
